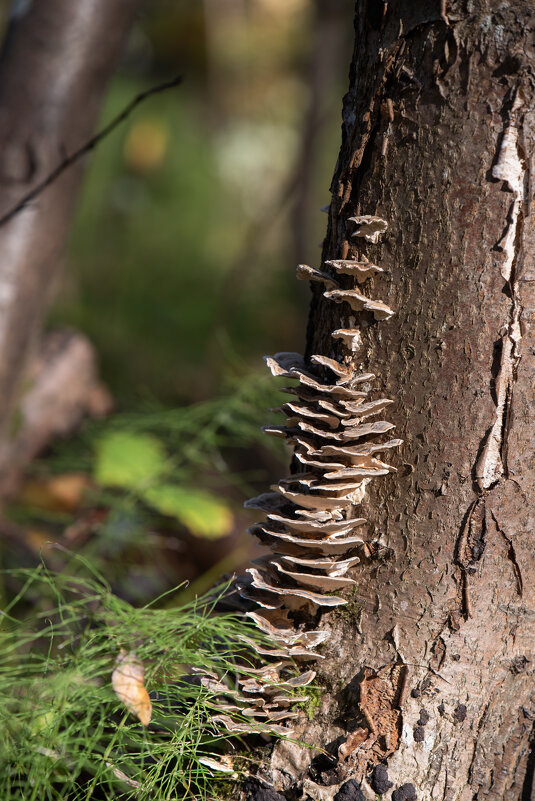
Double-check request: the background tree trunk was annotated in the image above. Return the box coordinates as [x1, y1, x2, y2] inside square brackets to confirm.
[269, 2, 535, 799]
[0, 0, 137, 487]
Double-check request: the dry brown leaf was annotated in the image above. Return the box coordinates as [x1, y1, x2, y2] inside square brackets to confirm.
[112, 649, 152, 726]
[338, 727, 370, 760]
[105, 762, 141, 788]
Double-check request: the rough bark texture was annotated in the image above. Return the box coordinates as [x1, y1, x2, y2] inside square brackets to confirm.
[265, 2, 535, 799]
[0, 0, 137, 481]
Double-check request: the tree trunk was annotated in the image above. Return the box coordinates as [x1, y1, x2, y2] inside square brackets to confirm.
[268, 1, 535, 799]
[0, 0, 137, 481]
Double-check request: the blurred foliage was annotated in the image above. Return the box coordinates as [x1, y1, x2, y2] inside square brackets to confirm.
[142, 485, 234, 540]
[4, 372, 287, 603]
[36, 367, 286, 482]
[94, 431, 168, 490]
[93, 429, 234, 539]
[49, 0, 350, 404]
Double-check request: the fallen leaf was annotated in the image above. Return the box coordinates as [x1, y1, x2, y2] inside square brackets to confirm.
[19, 473, 90, 512]
[112, 649, 152, 726]
[46, 473, 91, 510]
[105, 762, 141, 788]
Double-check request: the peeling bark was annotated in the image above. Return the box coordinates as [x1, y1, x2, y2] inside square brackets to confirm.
[261, 1, 535, 799]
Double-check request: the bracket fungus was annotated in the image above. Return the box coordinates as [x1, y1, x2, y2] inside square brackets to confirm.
[323, 289, 394, 320]
[212, 215, 400, 735]
[325, 258, 384, 282]
[332, 328, 363, 351]
[296, 263, 340, 290]
[348, 215, 388, 243]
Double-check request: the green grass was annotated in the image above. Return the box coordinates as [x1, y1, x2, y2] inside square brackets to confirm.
[0, 559, 284, 800]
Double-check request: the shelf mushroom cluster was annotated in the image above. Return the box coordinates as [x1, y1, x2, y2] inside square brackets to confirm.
[217, 217, 401, 735]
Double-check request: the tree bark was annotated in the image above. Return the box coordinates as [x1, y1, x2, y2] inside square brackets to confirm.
[0, 0, 137, 480]
[269, 1, 535, 799]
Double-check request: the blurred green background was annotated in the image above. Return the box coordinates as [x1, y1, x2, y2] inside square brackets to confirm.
[3, 0, 353, 603]
[53, 0, 351, 403]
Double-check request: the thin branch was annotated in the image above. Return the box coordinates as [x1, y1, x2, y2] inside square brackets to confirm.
[0, 75, 183, 228]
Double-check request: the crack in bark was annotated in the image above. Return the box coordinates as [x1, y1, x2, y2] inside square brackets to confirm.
[467, 698, 492, 789]
[491, 508, 523, 596]
[455, 496, 488, 619]
[475, 89, 525, 491]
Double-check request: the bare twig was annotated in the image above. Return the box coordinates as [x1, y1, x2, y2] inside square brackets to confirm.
[0, 75, 183, 228]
